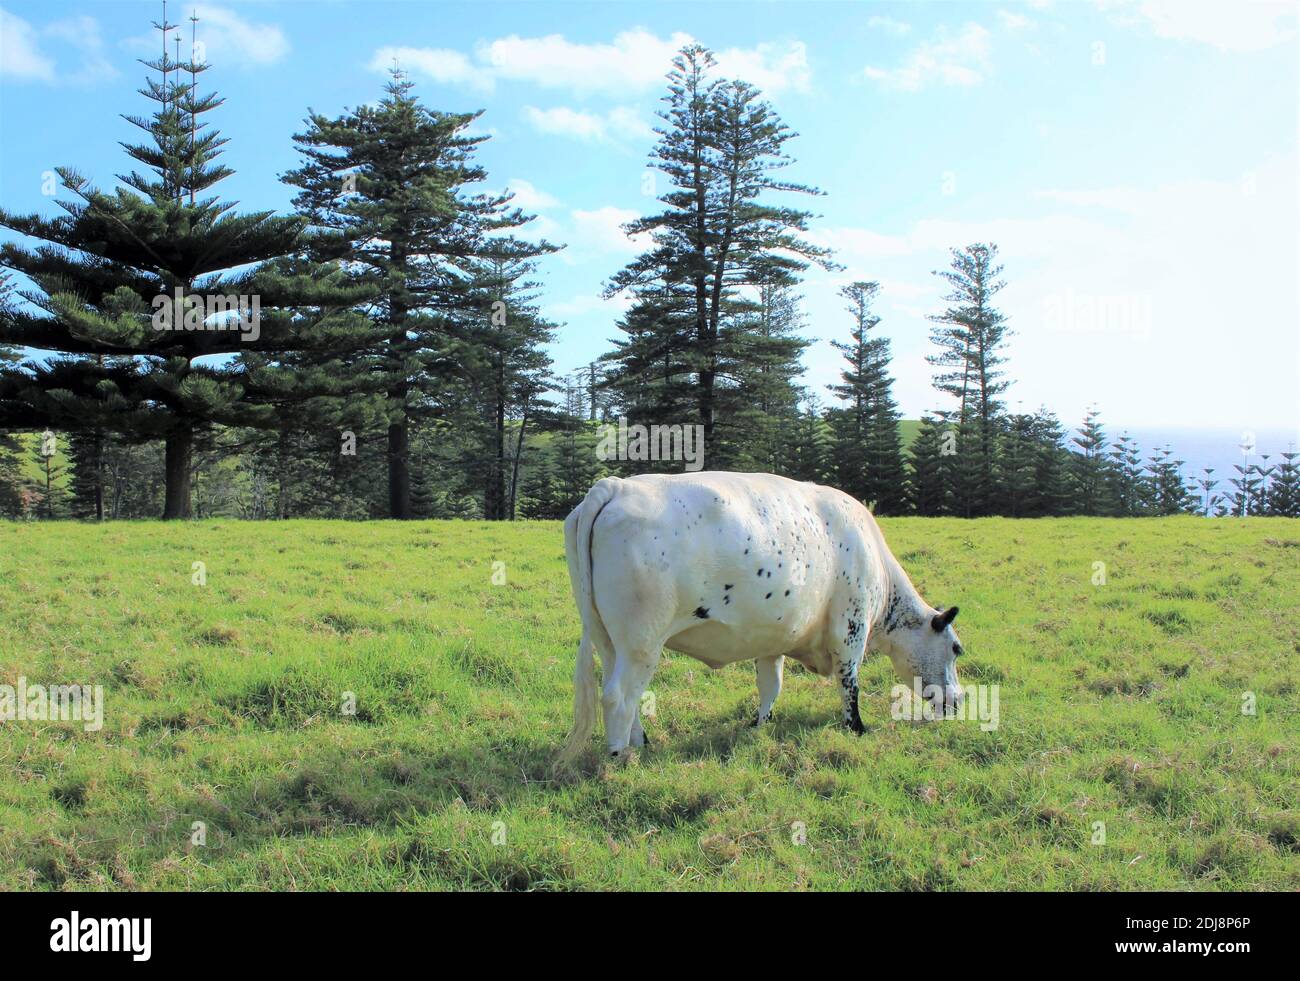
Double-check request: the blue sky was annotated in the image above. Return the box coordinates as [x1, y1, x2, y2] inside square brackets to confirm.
[1, 0, 1297, 445]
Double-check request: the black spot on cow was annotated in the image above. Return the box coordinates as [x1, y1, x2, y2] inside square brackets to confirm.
[724, 584, 734, 590]
[765, 592, 772, 600]
[757, 568, 764, 576]
[694, 606, 710, 619]
[785, 589, 791, 596]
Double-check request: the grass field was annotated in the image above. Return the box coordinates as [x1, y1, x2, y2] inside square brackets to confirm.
[1, 516, 1297, 891]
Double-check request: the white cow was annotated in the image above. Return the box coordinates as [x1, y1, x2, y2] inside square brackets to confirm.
[558, 471, 965, 762]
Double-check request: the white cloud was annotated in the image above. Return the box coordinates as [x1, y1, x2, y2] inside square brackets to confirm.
[997, 9, 1033, 30]
[369, 46, 490, 91]
[606, 106, 656, 140]
[570, 206, 652, 254]
[479, 29, 689, 93]
[503, 178, 559, 211]
[810, 226, 915, 260]
[374, 30, 812, 96]
[549, 292, 635, 319]
[864, 22, 992, 91]
[714, 40, 812, 94]
[867, 16, 913, 36]
[1105, 0, 1296, 52]
[808, 155, 1299, 428]
[523, 106, 606, 141]
[0, 8, 116, 83]
[194, 4, 289, 65]
[522, 105, 653, 143]
[124, 3, 288, 68]
[1, 8, 55, 80]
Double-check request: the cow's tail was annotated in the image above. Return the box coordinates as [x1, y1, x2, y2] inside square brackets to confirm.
[556, 477, 621, 768]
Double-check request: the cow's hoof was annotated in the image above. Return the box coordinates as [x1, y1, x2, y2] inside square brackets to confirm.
[751, 711, 774, 728]
[844, 720, 866, 736]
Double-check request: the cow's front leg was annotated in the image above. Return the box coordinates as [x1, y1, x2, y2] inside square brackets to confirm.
[839, 664, 864, 734]
[832, 631, 867, 735]
[753, 654, 784, 726]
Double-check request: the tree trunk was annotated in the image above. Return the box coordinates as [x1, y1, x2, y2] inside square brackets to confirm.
[387, 237, 412, 520]
[388, 418, 411, 519]
[92, 432, 104, 521]
[488, 362, 506, 520]
[276, 427, 289, 520]
[92, 356, 104, 521]
[163, 426, 193, 519]
[508, 398, 530, 521]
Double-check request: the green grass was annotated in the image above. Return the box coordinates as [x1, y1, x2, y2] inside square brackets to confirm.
[898, 417, 923, 452]
[1, 516, 1297, 891]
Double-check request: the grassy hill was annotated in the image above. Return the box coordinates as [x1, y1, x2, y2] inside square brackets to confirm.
[899, 418, 923, 452]
[1, 516, 1296, 890]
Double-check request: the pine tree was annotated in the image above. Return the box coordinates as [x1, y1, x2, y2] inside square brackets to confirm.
[519, 454, 563, 519]
[995, 412, 1038, 517]
[29, 430, 65, 519]
[1195, 469, 1223, 517]
[1108, 432, 1149, 516]
[826, 281, 905, 512]
[555, 421, 606, 514]
[0, 8, 370, 518]
[1227, 461, 1260, 516]
[453, 252, 557, 519]
[1027, 408, 1072, 516]
[1145, 446, 1195, 515]
[908, 415, 951, 516]
[926, 243, 1010, 514]
[1265, 450, 1300, 517]
[0, 429, 23, 517]
[716, 275, 809, 472]
[781, 395, 833, 484]
[1071, 406, 1112, 515]
[0, 277, 26, 516]
[604, 46, 834, 464]
[68, 428, 107, 519]
[283, 68, 557, 518]
[600, 290, 697, 458]
[950, 416, 997, 517]
[1250, 456, 1274, 516]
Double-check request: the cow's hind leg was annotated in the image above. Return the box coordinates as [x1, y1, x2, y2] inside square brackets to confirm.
[600, 646, 646, 747]
[603, 645, 661, 759]
[753, 654, 784, 726]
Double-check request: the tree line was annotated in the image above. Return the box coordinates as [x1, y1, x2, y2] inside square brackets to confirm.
[1, 21, 1295, 521]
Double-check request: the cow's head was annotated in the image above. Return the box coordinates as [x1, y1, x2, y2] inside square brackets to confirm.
[878, 605, 964, 716]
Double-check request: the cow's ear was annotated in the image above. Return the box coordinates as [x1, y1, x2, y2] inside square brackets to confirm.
[931, 606, 959, 632]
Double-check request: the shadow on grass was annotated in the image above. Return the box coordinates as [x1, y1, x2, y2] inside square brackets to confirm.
[24, 700, 848, 889]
